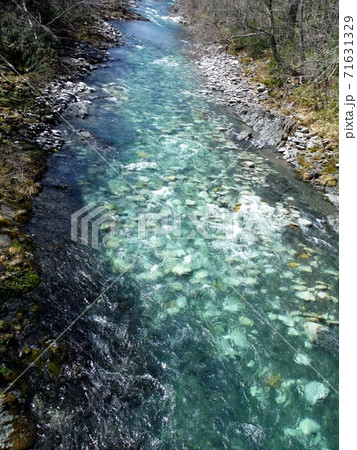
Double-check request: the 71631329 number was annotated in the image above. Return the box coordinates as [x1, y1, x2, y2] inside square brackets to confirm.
[344, 16, 354, 79]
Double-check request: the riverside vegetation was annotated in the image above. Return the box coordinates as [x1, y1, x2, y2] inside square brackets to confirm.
[177, 0, 339, 198]
[0, 1, 143, 448]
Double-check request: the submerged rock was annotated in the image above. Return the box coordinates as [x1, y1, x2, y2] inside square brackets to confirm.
[298, 418, 321, 435]
[223, 298, 243, 312]
[124, 161, 158, 171]
[304, 321, 325, 342]
[299, 218, 313, 228]
[176, 296, 188, 308]
[296, 291, 315, 302]
[239, 316, 254, 327]
[171, 264, 192, 276]
[224, 328, 247, 348]
[294, 352, 312, 366]
[317, 291, 329, 300]
[304, 381, 330, 405]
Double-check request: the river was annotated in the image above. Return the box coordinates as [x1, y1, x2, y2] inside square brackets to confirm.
[26, 1, 338, 448]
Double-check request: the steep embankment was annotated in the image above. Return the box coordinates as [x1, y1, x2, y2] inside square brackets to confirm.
[192, 46, 338, 207]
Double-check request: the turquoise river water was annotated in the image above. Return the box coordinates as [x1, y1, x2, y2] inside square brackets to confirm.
[29, 1, 338, 448]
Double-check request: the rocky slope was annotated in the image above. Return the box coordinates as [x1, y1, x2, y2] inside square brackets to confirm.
[192, 45, 339, 208]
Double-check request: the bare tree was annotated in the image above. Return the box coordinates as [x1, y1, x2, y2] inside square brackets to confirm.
[179, 0, 338, 82]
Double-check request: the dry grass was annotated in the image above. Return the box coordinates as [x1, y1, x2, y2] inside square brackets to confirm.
[248, 57, 339, 146]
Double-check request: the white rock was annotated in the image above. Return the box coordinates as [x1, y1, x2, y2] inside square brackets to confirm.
[317, 291, 329, 300]
[224, 329, 247, 348]
[299, 218, 313, 227]
[304, 381, 330, 405]
[304, 322, 324, 342]
[167, 306, 180, 315]
[299, 265, 313, 274]
[296, 291, 315, 301]
[223, 298, 242, 312]
[244, 277, 258, 285]
[239, 316, 254, 327]
[176, 296, 188, 308]
[276, 392, 287, 404]
[171, 264, 192, 276]
[294, 352, 311, 366]
[278, 315, 296, 327]
[293, 285, 308, 291]
[299, 418, 321, 435]
[124, 161, 157, 171]
[183, 254, 192, 264]
[287, 328, 300, 336]
[194, 270, 209, 279]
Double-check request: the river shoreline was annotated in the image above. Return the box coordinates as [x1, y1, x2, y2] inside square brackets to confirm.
[0, 2, 144, 448]
[192, 46, 339, 208]
[171, 5, 339, 209]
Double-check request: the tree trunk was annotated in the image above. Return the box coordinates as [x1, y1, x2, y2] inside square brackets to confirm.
[266, 0, 284, 67]
[21, 0, 38, 40]
[299, 0, 306, 75]
[287, 0, 300, 41]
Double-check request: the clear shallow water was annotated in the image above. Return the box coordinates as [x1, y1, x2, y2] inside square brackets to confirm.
[30, 1, 338, 448]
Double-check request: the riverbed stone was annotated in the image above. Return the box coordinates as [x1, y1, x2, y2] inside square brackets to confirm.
[224, 329, 247, 348]
[0, 234, 12, 249]
[296, 291, 315, 302]
[294, 353, 312, 365]
[317, 291, 329, 300]
[299, 218, 313, 227]
[171, 264, 192, 276]
[304, 381, 330, 405]
[304, 322, 324, 342]
[298, 418, 321, 435]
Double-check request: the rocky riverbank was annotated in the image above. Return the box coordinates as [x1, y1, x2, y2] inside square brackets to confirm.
[191, 45, 339, 208]
[0, 2, 144, 448]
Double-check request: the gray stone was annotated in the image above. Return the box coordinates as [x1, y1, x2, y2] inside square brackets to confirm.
[0, 234, 12, 248]
[299, 218, 313, 227]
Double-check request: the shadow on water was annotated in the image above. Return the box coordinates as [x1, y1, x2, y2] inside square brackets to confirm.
[24, 147, 166, 448]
